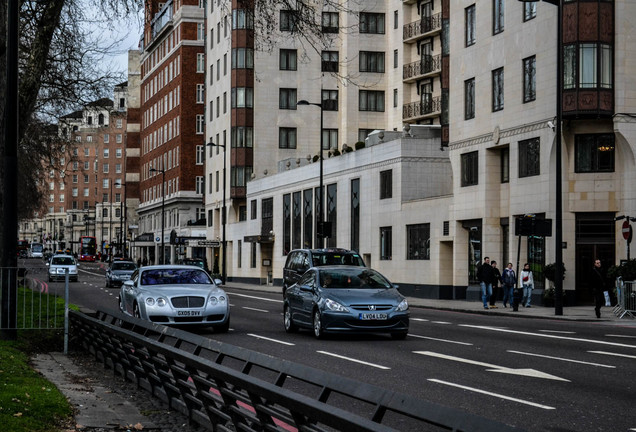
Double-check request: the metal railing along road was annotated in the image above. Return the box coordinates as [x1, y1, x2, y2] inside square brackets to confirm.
[69, 310, 521, 432]
[614, 278, 635, 319]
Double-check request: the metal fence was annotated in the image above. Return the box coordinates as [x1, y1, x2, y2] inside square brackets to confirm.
[70, 310, 522, 432]
[614, 278, 635, 319]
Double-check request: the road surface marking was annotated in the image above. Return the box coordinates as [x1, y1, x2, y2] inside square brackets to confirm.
[242, 306, 269, 313]
[428, 379, 556, 410]
[539, 330, 576, 334]
[605, 334, 636, 339]
[431, 321, 452, 325]
[411, 318, 429, 322]
[247, 334, 295, 346]
[409, 334, 473, 346]
[588, 351, 636, 360]
[227, 292, 283, 303]
[508, 350, 615, 368]
[414, 351, 569, 381]
[460, 325, 636, 349]
[317, 351, 391, 370]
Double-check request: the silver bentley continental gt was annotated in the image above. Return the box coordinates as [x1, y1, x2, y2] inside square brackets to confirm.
[118, 265, 230, 331]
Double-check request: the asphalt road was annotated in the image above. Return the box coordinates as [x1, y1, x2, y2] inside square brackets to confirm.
[25, 260, 636, 432]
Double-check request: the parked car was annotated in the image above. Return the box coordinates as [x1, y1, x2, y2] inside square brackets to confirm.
[118, 265, 229, 331]
[106, 260, 137, 288]
[46, 254, 79, 282]
[178, 257, 209, 272]
[283, 266, 409, 339]
[282, 248, 365, 295]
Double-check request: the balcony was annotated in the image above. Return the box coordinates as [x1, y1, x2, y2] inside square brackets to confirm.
[403, 55, 441, 83]
[402, 96, 441, 123]
[151, 0, 173, 41]
[403, 13, 442, 43]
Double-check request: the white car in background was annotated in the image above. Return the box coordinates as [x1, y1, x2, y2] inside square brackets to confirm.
[47, 254, 79, 282]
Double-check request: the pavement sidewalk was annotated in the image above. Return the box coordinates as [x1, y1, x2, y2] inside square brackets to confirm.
[33, 281, 631, 430]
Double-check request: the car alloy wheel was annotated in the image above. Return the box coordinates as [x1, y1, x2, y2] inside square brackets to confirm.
[313, 309, 324, 339]
[133, 302, 141, 319]
[284, 305, 298, 333]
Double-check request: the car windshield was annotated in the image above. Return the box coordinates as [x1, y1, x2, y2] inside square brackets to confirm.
[140, 268, 212, 286]
[112, 262, 136, 271]
[319, 268, 391, 289]
[311, 252, 365, 267]
[51, 257, 74, 265]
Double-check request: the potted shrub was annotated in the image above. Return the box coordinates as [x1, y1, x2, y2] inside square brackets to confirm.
[543, 262, 566, 306]
[354, 141, 365, 150]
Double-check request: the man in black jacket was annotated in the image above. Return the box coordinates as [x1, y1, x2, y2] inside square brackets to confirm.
[591, 259, 605, 318]
[477, 257, 494, 310]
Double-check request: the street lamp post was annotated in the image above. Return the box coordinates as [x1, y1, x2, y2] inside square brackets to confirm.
[297, 99, 325, 248]
[150, 168, 166, 264]
[519, 0, 563, 315]
[115, 181, 125, 257]
[206, 139, 226, 284]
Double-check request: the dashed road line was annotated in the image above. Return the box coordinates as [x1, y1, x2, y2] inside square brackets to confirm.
[247, 334, 294, 346]
[508, 350, 615, 368]
[408, 334, 473, 345]
[317, 351, 390, 370]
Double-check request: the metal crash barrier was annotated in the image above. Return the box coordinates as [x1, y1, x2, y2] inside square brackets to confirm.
[69, 310, 522, 432]
[614, 279, 635, 319]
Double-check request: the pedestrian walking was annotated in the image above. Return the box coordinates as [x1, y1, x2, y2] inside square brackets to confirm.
[489, 261, 502, 308]
[519, 263, 534, 307]
[501, 263, 516, 308]
[591, 259, 606, 318]
[476, 257, 494, 310]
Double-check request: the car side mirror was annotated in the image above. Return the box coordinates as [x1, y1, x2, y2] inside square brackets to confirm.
[393, 284, 400, 291]
[299, 284, 313, 292]
[123, 280, 134, 288]
[214, 278, 223, 286]
[45, 262, 49, 267]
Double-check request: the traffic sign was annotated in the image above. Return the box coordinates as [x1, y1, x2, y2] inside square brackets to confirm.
[191, 240, 221, 247]
[622, 220, 632, 242]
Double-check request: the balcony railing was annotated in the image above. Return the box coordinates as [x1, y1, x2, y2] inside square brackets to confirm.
[402, 96, 441, 121]
[403, 13, 442, 42]
[151, 0, 173, 39]
[403, 55, 442, 81]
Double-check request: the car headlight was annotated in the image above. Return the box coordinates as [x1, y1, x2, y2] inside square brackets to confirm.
[208, 295, 227, 305]
[156, 297, 167, 307]
[146, 298, 155, 306]
[396, 299, 409, 312]
[146, 297, 167, 307]
[324, 298, 349, 312]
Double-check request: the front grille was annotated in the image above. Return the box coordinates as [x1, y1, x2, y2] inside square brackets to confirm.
[170, 296, 205, 308]
[350, 304, 393, 311]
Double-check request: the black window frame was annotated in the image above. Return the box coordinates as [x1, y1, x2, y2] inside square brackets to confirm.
[321, 90, 338, 111]
[279, 127, 297, 149]
[523, 55, 536, 103]
[321, 51, 339, 73]
[523, 2, 537, 22]
[407, 223, 431, 260]
[465, 4, 476, 47]
[280, 10, 298, 32]
[575, 133, 615, 173]
[493, 0, 504, 35]
[465, 78, 475, 120]
[461, 151, 478, 187]
[492, 67, 504, 112]
[380, 226, 392, 260]
[519, 137, 541, 178]
[359, 90, 385, 112]
[322, 11, 339, 33]
[279, 88, 297, 110]
[280, 49, 298, 71]
[359, 51, 385, 73]
[379, 169, 392, 199]
[360, 12, 385, 34]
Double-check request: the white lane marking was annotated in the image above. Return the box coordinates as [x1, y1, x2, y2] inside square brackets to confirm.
[411, 318, 429, 322]
[589, 351, 636, 360]
[317, 351, 391, 370]
[428, 379, 556, 410]
[431, 321, 452, 325]
[539, 330, 576, 334]
[508, 350, 615, 368]
[227, 292, 283, 303]
[605, 334, 636, 339]
[247, 334, 295, 346]
[414, 351, 569, 382]
[242, 306, 269, 313]
[409, 334, 473, 346]
[460, 325, 636, 349]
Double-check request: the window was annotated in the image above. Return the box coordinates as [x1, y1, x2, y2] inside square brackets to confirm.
[232, 48, 254, 69]
[501, 148, 509, 183]
[393, 89, 398, 107]
[232, 126, 254, 147]
[564, 43, 613, 90]
[280, 49, 297, 71]
[251, 199, 257, 219]
[575, 134, 615, 173]
[279, 128, 297, 149]
[279, 88, 297, 109]
[280, 10, 297, 32]
[103, 148, 109, 158]
[116, 119, 123, 128]
[115, 163, 122, 173]
[104, 134, 109, 143]
[196, 84, 205, 103]
[115, 148, 122, 158]
[359, 51, 385, 73]
[321, 51, 339, 73]
[493, 0, 504, 35]
[103, 163, 109, 173]
[465, 78, 475, 119]
[492, 67, 504, 111]
[380, 227, 392, 260]
[196, 115, 205, 134]
[519, 138, 540, 178]
[195, 176, 204, 194]
[580, 43, 597, 88]
[102, 179, 109, 188]
[360, 12, 385, 34]
[322, 12, 338, 33]
[196, 145, 204, 164]
[359, 90, 385, 112]
[197, 23, 204, 40]
[84, 174, 89, 183]
[239, 205, 247, 222]
[84, 148, 90, 157]
[407, 224, 430, 260]
[322, 129, 338, 151]
[393, 49, 398, 69]
[465, 4, 476, 46]
[231, 87, 254, 108]
[197, 53, 205, 72]
[524, 2, 537, 21]
[523, 56, 536, 103]
[461, 151, 478, 187]
[321, 90, 338, 111]
[232, 9, 254, 29]
[380, 169, 392, 199]
[116, 134, 122, 143]
[358, 129, 373, 143]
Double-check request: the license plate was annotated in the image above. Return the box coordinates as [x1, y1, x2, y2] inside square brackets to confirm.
[359, 313, 388, 320]
[177, 310, 201, 316]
